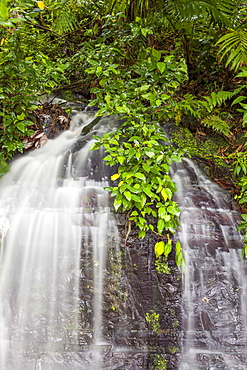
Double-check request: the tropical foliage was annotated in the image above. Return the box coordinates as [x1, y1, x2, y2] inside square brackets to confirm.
[1, 0, 247, 264]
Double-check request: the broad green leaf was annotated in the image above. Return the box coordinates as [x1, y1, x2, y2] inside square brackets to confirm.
[139, 84, 150, 92]
[241, 214, 247, 222]
[152, 48, 161, 61]
[164, 188, 173, 200]
[158, 206, 167, 217]
[141, 28, 147, 37]
[239, 197, 247, 204]
[167, 205, 180, 216]
[157, 62, 166, 74]
[124, 190, 132, 201]
[163, 215, 171, 222]
[17, 122, 25, 133]
[145, 150, 155, 158]
[105, 95, 111, 107]
[175, 241, 183, 267]
[17, 112, 25, 120]
[157, 219, 165, 234]
[0, 0, 9, 20]
[135, 172, 146, 181]
[131, 194, 140, 202]
[143, 163, 150, 172]
[117, 156, 125, 164]
[164, 240, 172, 257]
[143, 187, 153, 197]
[156, 154, 164, 163]
[161, 94, 170, 101]
[114, 198, 122, 211]
[130, 210, 139, 216]
[138, 230, 146, 238]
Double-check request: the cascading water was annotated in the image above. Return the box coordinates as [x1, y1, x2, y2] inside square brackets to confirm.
[0, 113, 119, 369]
[172, 157, 247, 369]
[1, 109, 246, 369]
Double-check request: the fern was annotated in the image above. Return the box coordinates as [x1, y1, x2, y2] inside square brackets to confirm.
[216, 29, 247, 71]
[201, 91, 233, 112]
[201, 115, 231, 136]
[175, 94, 202, 118]
[46, 0, 79, 35]
[164, 0, 233, 26]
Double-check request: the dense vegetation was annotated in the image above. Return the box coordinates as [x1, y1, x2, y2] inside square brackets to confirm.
[1, 0, 247, 262]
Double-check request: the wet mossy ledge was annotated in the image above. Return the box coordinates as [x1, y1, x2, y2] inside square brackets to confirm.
[108, 213, 182, 370]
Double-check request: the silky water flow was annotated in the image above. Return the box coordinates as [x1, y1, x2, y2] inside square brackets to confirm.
[0, 113, 119, 369]
[0, 112, 247, 370]
[172, 158, 247, 369]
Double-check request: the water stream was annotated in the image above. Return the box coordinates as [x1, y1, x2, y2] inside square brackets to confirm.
[172, 158, 247, 369]
[0, 113, 119, 369]
[0, 112, 246, 369]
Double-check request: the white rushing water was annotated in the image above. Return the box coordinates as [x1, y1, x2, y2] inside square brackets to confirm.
[172, 158, 247, 370]
[0, 113, 118, 369]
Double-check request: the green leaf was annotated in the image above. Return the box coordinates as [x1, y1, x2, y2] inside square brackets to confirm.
[17, 112, 25, 120]
[130, 210, 138, 216]
[241, 214, 247, 222]
[114, 198, 122, 211]
[0, 0, 9, 20]
[157, 219, 165, 234]
[239, 197, 247, 204]
[16, 122, 25, 133]
[152, 48, 161, 61]
[139, 84, 150, 92]
[124, 190, 132, 201]
[157, 62, 166, 74]
[175, 241, 183, 267]
[143, 187, 153, 197]
[158, 206, 167, 217]
[167, 205, 180, 216]
[145, 150, 155, 158]
[161, 94, 170, 101]
[143, 163, 150, 172]
[164, 240, 172, 257]
[134, 172, 146, 181]
[117, 156, 125, 164]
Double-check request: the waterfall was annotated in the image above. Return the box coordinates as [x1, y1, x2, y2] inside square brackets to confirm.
[0, 113, 118, 369]
[172, 158, 247, 369]
[1, 111, 246, 369]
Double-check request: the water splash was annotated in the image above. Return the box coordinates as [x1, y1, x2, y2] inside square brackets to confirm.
[0, 113, 118, 369]
[172, 158, 247, 370]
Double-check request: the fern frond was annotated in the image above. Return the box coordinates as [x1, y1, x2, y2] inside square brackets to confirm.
[175, 93, 202, 118]
[201, 115, 231, 136]
[202, 91, 233, 112]
[46, 0, 79, 34]
[216, 30, 247, 71]
[164, 0, 233, 26]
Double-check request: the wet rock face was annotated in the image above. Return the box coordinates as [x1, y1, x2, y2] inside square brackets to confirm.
[77, 212, 182, 369]
[172, 158, 246, 370]
[100, 216, 182, 370]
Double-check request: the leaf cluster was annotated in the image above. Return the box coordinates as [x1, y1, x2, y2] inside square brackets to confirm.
[91, 120, 184, 266]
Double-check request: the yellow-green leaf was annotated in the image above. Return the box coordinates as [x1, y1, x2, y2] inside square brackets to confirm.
[111, 173, 120, 181]
[37, 1, 45, 10]
[154, 241, 165, 257]
[161, 188, 168, 201]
